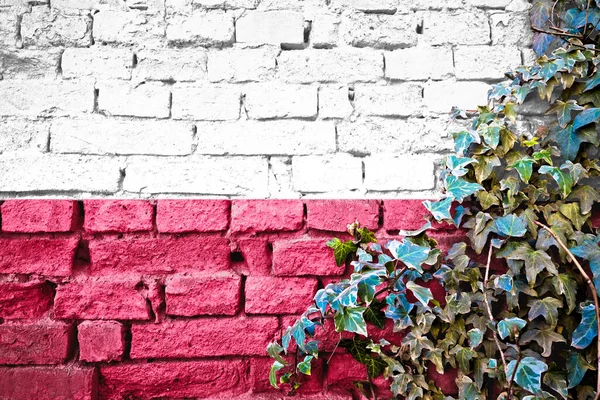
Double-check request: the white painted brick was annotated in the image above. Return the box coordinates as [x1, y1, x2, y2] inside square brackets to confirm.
[50, 119, 194, 155]
[244, 84, 318, 119]
[194, 120, 335, 155]
[354, 84, 423, 117]
[171, 84, 240, 120]
[410, 0, 462, 10]
[455, 45, 522, 80]
[278, 48, 383, 83]
[0, 80, 93, 117]
[124, 156, 269, 195]
[384, 46, 453, 81]
[193, 0, 258, 9]
[97, 81, 171, 118]
[0, 120, 49, 154]
[0, 49, 61, 79]
[331, 0, 398, 13]
[0, 11, 17, 48]
[506, 0, 530, 12]
[467, 0, 511, 8]
[62, 47, 133, 80]
[0, 154, 121, 193]
[257, 0, 325, 12]
[491, 12, 532, 47]
[166, 11, 234, 46]
[340, 13, 417, 50]
[268, 156, 296, 198]
[292, 154, 363, 192]
[522, 48, 537, 66]
[319, 86, 353, 119]
[94, 11, 165, 45]
[422, 11, 491, 45]
[424, 80, 490, 114]
[133, 49, 207, 82]
[21, 7, 91, 47]
[311, 13, 339, 49]
[53, 0, 164, 13]
[236, 11, 305, 47]
[207, 46, 278, 82]
[364, 155, 435, 191]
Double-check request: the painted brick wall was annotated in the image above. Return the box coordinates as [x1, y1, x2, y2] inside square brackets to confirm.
[0, 199, 472, 399]
[0, 0, 533, 198]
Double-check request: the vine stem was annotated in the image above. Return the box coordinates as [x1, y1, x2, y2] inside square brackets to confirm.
[534, 221, 600, 399]
[507, 341, 522, 400]
[483, 244, 510, 386]
[531, 25, 584, 38]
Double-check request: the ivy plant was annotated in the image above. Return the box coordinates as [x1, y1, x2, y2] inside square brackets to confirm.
[267, 1, 600, 399]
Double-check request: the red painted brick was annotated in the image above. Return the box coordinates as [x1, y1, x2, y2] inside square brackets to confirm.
[0, 281, 53, 319]
[99, 360, 247, 399]
[130, 316, 278, 359]
[156, 199, 230, 232]
[89, 236, 230, 275]
[1, 200, 78, 232]
[0, 366, 96, 400]
[231, 200, 304, 233]
[273, 239, 342, 276]
[0, 321, 73, 365]
[427, 364, 458, 395]
[238, 238, 271, 275]
[250, 356, 323, 394]
[54, 277, 150, 321]
[78, 321, 125, 363]
[165, 272, 241, 316]
[0, 237, 78, 277]
[326, 353, 366, 388]
[245, 276, 318, 315]
[307, 200, 380, 232]
[383, 199, 429, 231]
[84, 200, 153, 233]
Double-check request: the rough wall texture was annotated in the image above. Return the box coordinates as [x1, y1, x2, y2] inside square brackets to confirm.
[0, 0, 533, 198]
[0, 199, 473, 399]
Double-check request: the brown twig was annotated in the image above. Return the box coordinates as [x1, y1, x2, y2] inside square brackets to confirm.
[531, 25, 584, 38]
[585, 0, 593, 36]
[507, 341, 522, 400]
[534, 221, 600, 400]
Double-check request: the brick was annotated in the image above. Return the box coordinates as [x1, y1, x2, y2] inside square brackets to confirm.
[195, 0, 258, 8]
[238, 238, 271, 275]
[61, 47, 133, 79]
[84, 200, 153, 233]
[364, 155, 436, 191]
[384, 199, 430, 231]
[156, 199, 230, 232]
[0, 281, 53, 319]
[354, 84, 423, 117]
[340, 13, 417, 49]
[326, 353, 366, 388]
[124, 156, 269, 195]
[0, 154, 121, 193]
[97, 81, 170, 118]
[54, 277, 151, 320]
[89, 236, 230, 274]
[244, 84, 317, 119]
[427, 366, 458, 395]
[78, 321, 124, 362]
[0, 321, 73, 365]
[0, 11, 17, 48]
[245, 276, 317, 314]
[165, 272, 241, 316]
[422, 11, 490, 45]
[331, 0, 397, 12]
[236, 11, 304, 46]
[467, 0, 511, 7]
[273, 239, 342, 276]
[491, 12, 532, 47]
[0, 80, 93, 117]
[207, 46, 279, 82]
[292, 154, 363, 192]
[195, 120, 335, 155]
[231, 199, 303, 233]
[99, 360, 247, 399]
[166, 11, 234, 46]
[0, 366, 96, 400]
[257, 0, 325, 10]
[133, 49, 207, 82]
[424, 80, 491, 114]
[93, 11, 164, 45]
[21, 8, 91, 47]
[268, 156, 296, 197]
[0, 49, 61, 79]
[385, 46, 453, 81]
[278, 48, 383, 83]
[319, 86, 353, 119]
[0, 120, 48, 154]
[311, 13, 339, 48]
[1, 200, 77, 232]
[0, 237, 78, 276]
[130, 316, 278, 357]
[455, 45, 521, 80]
[50, 118, 194, 156]
[171, 84, 241, 120]
[307, 200, 379, 232]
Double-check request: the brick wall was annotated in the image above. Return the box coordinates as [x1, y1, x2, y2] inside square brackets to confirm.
[0, 0, 532, 198]
[0, 199, 468, 399]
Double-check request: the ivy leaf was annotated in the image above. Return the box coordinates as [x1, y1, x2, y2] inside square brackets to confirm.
[547, 100, 583, 127]
[267, 342, 288, 364]
[403, 331, 435, 360]
[385, 293, 414, 330]
[566, 351, 592, 388]
[452, 130, 481, 155]
[520, 326, 566, 357]
[449, 345, 477, 373]
[297, 355, 313, 375]
[498, 317, 527, 339]
[539, 165, 574, 197]
[503, 243, 558, 285]
[327, 238, 357, 267]
[446, 156, 478, 177]
[567, 185, 600, 214]
[506, 357, 549, 394]
[334, 306, 368, 336]
[584, 71, 600, 92]
[423, 197, 453, 221]
[530, 1, 551, 28]
[494, 274, 514, 292]
[445, 175, 484, 202]
[528, 297, 563, 328]
[551, 274, 578, 314]
[340, 337, 387, 378]
[570, 237, 600, 293]
[494, 214, 528, 238]
[270, 361, 285, 388]
[467, 328, 483, 349]
[554, 125, 585, 161]
[533, 32, 555, 55]
[457, 376, 483, 400]
[387, 240, 430, 273]
[572, 303, 599, 349]
[363, 300, 386, 329]
[406, 281, 433, 307]
[559, 202, 588, 230]
[510, 158, 535, 183]
[572, 107, 600, 130]
[543, 371, 568, 400]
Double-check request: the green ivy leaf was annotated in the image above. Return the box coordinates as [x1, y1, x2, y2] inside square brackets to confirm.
[387, 240, 430, 273]
[270, 361, 285, 388]
[520, 325, 566, 357]
[510, 157, 535, 183]
[543, 371, 568, 400]
[452, 130, 481, 155]
[424, 197, 453, 221]
[566, 351, 592, 388]
[567, 185, 600, 214]
[547, 99, 583, 127]
[539, 165, 574, 197]
[267, 342, 288, 364]
[506, 357, 549, 394]
[363, 299, 386, 329]
[446, 156, 478, 177]
[340, 337, 387, 378]
[551, 274, 578, 314]
[572, 107, 600, 130]
[406, 281, 433, 307]
[334, 306, 368, 336]
[572, 303, 599, 349]
[494, 214, 528, 237]
[528, 297, 563, 328]
[457, 376, 483, 400]
[584, 70, 600, 92]
[403, 331, 435, 360]
[498, 317, 527, 339]
[570, 237, 600, 293]
[467, 328, 484, 349]
[445, 175, 484, 202]
[449, 345, 477, 373]
[502, 242, 557, 286]
[327, 238, 357, 267]
[297, 355, 313, 375]
[559, 202, 588, 230]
